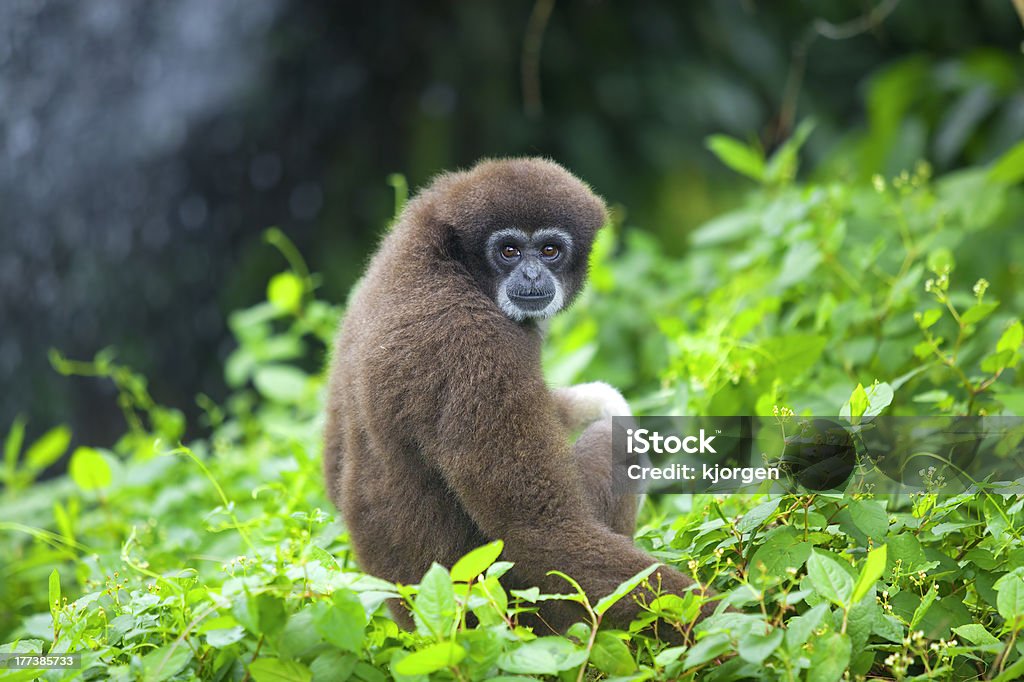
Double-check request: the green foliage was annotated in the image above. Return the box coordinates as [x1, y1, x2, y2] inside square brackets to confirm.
[2, 129, 1024, 680]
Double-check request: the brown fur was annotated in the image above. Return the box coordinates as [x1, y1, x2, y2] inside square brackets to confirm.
[324, 157, 713, 634]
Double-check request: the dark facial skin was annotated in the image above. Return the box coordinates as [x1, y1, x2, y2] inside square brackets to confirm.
[485, 227, 575, 320]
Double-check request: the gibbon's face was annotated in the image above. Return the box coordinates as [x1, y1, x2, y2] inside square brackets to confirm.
[485, 227, 574, 321]
[437, 159, 607, 323]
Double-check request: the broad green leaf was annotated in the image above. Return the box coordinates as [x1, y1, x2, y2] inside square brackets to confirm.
[750, 526, 812, 586]
[253, 365, 309, 403]
[312, 590, 366, 653]
[990, 139, 1024, 184]
[760, 334, 827, 380]
[786, 603, 828, 650]
[310, 651, 357, 682]
[961, 301, 998, 325]
[68, 447, 112, 491]
[738, 627, 783, 664]
[953, 623, 1001, 646]
[393, 642, 466, 675]
[682, 632, 731, 668]
[995, 573, 1024, 623]
[913, 390, 950, 404]
[807, 632, 850, 682]
[589, 631, 636, 675]
[451, 540, 504, 583]
[736, 497, 781, 533]
[705, 135, 765, 182]
[496, 637, 587, 675]
[233, 593, 287, 638]
[25, 425, 71, 471]
[851, 545, 887, 604]
[594, 563, 659, 616]
[141, 644, 194, 682]
[864, 382, 894, 417]
[807, 551, 853, 607]
[997, 320, 1023, 354]
[414, 563, 456, 637]
[248, 658, 312, 682]
[848, 499, 888, 539]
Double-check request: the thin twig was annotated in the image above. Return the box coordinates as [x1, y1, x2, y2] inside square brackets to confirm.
[521, 0, 556, 118]
[777, 0, 902, 141]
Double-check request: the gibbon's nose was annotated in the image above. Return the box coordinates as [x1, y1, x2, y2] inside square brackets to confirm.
[523, 259, 541, 280]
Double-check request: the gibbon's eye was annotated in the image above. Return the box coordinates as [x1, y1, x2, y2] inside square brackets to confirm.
[500, 245, 521, 260]
[540, 244, 560, 259]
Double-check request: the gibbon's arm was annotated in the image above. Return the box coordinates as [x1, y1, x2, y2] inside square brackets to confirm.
[429, 360, 707, 627]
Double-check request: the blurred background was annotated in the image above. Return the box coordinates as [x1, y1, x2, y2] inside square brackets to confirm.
[2, 0, 1022, 455]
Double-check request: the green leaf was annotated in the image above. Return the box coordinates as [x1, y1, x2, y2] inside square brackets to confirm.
[807, 551, 853, 607]
[497, 637, 587, 675]
[682, 632, 731, 668]
[267, 272, 304, 313]
[807, 632, 850, 682]
[989, 139, 1024, 184]
[997, 320, 1023, 354]
[450, 540, 504, 583]
[248, 658, 313, 682]
[786, 603, 828, 650]
[25, 425, 71, 471]
[910, 585, 939, 628]
[913, 390, 950, 404]
[736, 498, 781, 534]
[848, 499, 888, 540]
[68, 447, 112, 491]
[847, 384, 868, 420]
[414, 563, 456, 637]
[760, 335, 827, 380]
[738, 627, 783, 664]
[594, 563, 659, 616]
[233, 593, 287, 638]
[312, 590, 366, 653]
[706, 135, 765, 182]
[393, 642, 466, 675]
[141, 644, 194, 682]
[927, 247, 955, 274]
[961, 301, 999, 325]
[764, 119, 816, 184]
[48, 569, 60, 622]
[589, 631, 636, 675]
[995, 573, 1024, 623]
[309, 651, 356, 682]
[953, 623, 1002, 646]
[253, 365, 309, 403]
[864, 382, 894, 417]
[851, 545, 887, 604]
[749, 526, 812, 586]
[3, 415, 25, 482]
[917, 308, 942, 329]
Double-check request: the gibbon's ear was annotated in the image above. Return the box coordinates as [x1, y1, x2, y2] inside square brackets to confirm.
[437, 221, 464, 263]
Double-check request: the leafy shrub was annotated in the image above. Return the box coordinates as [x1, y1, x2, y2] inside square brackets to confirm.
[1, 134, 1023, 681]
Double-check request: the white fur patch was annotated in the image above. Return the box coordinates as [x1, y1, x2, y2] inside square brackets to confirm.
[554, 381, 632, 430]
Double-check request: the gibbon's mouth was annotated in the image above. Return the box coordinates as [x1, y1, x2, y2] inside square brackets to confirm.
[509, 290, 555, 310]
